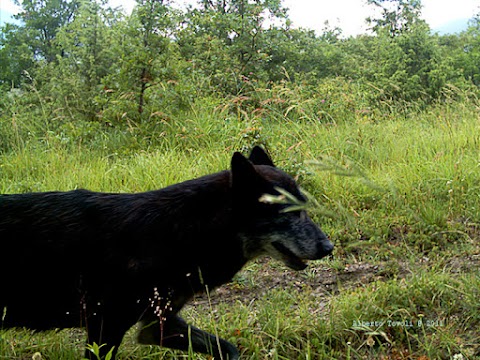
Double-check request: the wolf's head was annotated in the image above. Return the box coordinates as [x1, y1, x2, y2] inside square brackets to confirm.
[231, 146, 333, 270]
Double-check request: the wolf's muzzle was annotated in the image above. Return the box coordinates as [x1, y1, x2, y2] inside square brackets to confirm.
[317, 239, 334, 258]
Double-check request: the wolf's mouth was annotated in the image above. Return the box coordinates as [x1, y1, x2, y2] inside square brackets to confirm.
[272, 242, 307, 271]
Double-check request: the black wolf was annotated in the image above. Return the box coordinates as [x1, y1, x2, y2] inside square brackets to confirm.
[0, 146, 333, 359]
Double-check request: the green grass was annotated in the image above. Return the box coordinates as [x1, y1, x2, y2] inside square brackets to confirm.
[1, 92, 479, 359]
[2, 265, 478, 359]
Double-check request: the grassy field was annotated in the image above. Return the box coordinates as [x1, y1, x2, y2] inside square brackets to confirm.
[1, 94, 479, 359]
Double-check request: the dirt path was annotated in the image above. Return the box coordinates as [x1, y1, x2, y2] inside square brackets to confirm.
[192, 253, 480, 307]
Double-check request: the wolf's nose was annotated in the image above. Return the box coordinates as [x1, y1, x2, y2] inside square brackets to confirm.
[321, 241, 334, 256]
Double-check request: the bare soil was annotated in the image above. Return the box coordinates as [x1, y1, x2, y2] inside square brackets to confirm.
[192, 253, 480, 307]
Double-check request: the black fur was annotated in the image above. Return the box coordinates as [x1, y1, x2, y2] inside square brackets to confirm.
[0, 147, 333, 359]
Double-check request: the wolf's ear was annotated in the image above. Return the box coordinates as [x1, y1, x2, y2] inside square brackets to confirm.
[248, 146, 275, 167]
[231, 152, 265, 197]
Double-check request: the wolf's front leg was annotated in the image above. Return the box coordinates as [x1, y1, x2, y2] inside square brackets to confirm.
[138, 314, 240, 360]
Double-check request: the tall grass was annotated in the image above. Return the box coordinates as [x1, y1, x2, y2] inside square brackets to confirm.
[1, 83, 479, 359]
[2, 266, 478, 359]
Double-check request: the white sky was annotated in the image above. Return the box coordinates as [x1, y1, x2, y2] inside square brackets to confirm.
[282, 0, 479, 36]
[1, 0, 479, 36]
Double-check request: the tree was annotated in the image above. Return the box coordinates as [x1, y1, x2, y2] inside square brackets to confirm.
[13, 0, 81, 62]
[102, 0, 180, 118]
[458, 15, 480, 86]
[177, 0, 289, 94]
[0, 0, 81, 88]
[0, 23, 36, 88]
[366, 0, 423, 37]
[359, 0, 454, 104]
[48, 0, 120, 119]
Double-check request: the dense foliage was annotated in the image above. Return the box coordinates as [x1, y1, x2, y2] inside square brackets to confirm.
[1, 0, 479, 127]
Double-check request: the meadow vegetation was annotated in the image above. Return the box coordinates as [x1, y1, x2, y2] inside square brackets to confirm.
[1, 84, 479, 359]
[1, 0, 480, 358]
